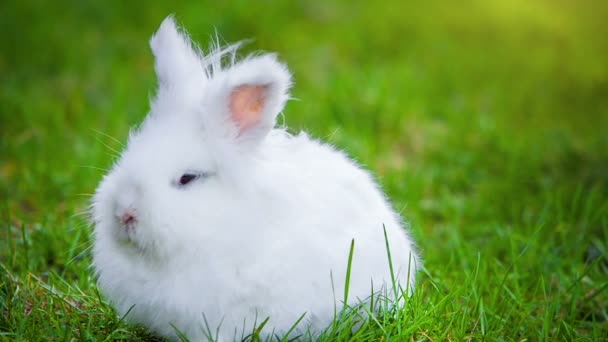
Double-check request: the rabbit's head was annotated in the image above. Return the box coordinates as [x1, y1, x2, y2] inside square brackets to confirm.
[92, 17, 291, 263]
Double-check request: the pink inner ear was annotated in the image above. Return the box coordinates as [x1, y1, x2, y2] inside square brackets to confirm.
[229, 84, 269, 133]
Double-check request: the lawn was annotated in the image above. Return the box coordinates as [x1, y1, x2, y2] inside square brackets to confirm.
[1, 0, 607, 340]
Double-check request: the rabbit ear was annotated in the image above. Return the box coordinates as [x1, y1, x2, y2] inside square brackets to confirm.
[149, 16, 203, 93]
[209, 55, 291, 144]
[229, 84, 271, 132]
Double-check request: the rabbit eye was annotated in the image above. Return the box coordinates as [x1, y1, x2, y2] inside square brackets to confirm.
[174, 171, 213, 188]
[179, 173, 199, 186]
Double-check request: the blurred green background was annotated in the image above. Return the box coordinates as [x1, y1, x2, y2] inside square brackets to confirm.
[1, 0, 607, 340]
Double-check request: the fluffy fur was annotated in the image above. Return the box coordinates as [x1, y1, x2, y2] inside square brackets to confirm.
[92, 16, 420, 341]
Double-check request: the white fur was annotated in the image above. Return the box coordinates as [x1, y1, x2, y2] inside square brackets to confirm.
[92, 16, 420, 341]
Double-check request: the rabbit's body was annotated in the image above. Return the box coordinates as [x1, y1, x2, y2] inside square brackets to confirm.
[92, 17, 419, 341]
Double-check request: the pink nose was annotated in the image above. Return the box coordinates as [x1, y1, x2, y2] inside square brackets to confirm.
[121, 211, 137, 226]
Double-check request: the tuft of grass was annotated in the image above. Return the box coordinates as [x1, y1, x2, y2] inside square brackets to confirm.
[1, 0, 607, 340]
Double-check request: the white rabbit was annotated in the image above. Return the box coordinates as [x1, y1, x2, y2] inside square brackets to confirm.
[91, 16, 420, 341]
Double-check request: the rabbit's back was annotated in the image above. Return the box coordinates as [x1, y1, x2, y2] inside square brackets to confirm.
[225, 130, 419, 330]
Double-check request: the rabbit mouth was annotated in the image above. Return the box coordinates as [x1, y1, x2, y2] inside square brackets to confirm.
[124, 222, 136, 236]
[113, 215, 144, 251]
[117, 228, 149, 255]
[114, 209, 140, 241]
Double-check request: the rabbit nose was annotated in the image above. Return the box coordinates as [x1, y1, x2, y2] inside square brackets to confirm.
[120, 210, 137, 227]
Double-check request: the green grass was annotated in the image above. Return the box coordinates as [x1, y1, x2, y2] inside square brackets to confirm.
[1, 0, 607, 340]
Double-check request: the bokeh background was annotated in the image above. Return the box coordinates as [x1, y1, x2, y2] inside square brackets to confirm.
[1, 0, 607, 340]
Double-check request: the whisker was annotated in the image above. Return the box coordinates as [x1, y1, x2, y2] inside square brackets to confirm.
[66, 243, 94, 266]
[78, 165, 108, 172]
[104, 151, 119, 160]
[72, 193, 95, 198]
[64, 245, 95, 273]
[95, 135, 122, 157]
[70, 211, 92, 219]
[91, 128, 124, 147]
